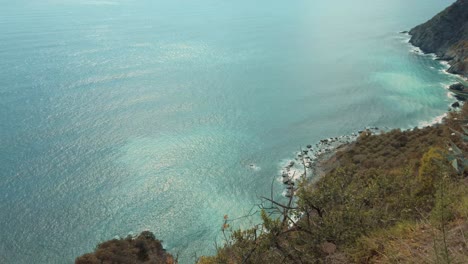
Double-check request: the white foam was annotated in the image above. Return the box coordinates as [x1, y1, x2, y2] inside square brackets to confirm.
[281, 189, 296, 198]
[409, 46, 438, 59]
[439, 60, 451, 69]
[441, 82, 452, 90]
[439, 67, 467, 80]
[410, 46, 424, 54]
[398, 34, 411, 43]
[406, 39, 467, 86]
[418, 113, 447, 128]
[443, 83, 456, 99]
[410, 48, 437, 57]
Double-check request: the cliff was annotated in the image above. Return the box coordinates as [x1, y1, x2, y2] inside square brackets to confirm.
[75, 231, 176, 264]
[409, 0, 468, 78]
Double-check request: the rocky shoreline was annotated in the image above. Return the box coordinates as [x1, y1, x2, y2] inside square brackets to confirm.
[408, 0, 468, 78]
[280, 127, 383, 196]
[283, 0, 468, 195]
[408, 0, 468, 110]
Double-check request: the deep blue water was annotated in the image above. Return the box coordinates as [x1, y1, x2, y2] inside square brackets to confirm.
[0, 0, 460, 263]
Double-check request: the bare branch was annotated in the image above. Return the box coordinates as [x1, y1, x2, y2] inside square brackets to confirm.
[260, 196, 298, 210]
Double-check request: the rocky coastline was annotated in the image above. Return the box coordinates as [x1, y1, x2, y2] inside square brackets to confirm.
[408, 0, 468, 78]
[284, 0, 468, 197]
[276, 126, 391, 202]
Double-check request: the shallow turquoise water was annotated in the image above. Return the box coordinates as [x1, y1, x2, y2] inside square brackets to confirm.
[0, 0, 460, 263]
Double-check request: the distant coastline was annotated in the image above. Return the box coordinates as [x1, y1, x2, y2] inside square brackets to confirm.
[287, 0, 468, 195]
[409, 0, 468, 79]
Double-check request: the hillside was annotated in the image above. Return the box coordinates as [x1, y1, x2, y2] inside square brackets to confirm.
[197, 105, 468, 264]
[409, 0, 468, 78]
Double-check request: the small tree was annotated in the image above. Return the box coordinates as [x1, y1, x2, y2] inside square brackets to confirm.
[417, 147, 446, 196]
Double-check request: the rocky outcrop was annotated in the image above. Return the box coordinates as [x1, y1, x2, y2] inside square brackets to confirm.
[450, 82, 465, 91]
[75, 231, 176, 264]
[409, 0, 468, 78]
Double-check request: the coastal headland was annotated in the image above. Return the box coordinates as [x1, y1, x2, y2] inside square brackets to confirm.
[76, 1, 468, 263]
[409, 0, 468, 78]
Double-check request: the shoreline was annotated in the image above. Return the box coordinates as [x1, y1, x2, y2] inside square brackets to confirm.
[280, 31, 467, 192]
[279, 127, 382, 194]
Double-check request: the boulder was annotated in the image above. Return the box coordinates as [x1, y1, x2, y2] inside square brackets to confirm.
[449, 83, 465, 91]
[452, 101, 461, 108]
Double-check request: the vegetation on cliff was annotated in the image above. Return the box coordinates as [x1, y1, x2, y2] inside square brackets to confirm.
[197, 106, 468, 263]
[75, 231, 176, 264]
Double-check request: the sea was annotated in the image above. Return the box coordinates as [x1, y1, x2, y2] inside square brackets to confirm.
[0, 0, 461, 263]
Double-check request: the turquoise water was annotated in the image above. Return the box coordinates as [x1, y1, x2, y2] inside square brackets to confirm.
[0, 0, 459, 263]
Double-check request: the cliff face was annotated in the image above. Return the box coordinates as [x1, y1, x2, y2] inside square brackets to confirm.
[409, 0, 468, 78]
